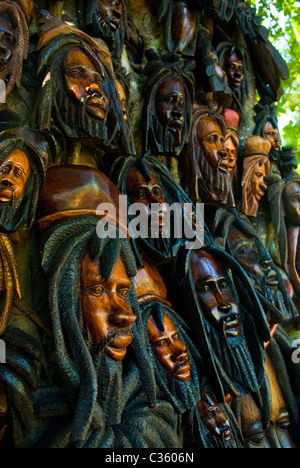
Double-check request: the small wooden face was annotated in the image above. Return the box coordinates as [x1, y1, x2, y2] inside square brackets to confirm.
[0, 149, 30, 203]
[251, 162, 267, 202]
[198, 398, 232, 443]
[198, 118, 229, 173]
[63, 47, 109, 121]
[228, 227, 279, 289]
[225, 136, 237, 173]
[264, 121, 281, 151]
[116, 81, 128, 122]
[96, 0, 122, 32]
[156, 77, 185, 147]
[147, 313, 191, 382]
[190, 250, 240, 337]
[226, 52, 244, 89]
[0, 13, 15, 72]
[284, 182, 300, 227]
[80, 253, 136, 361]
[126, 168, 168, 233]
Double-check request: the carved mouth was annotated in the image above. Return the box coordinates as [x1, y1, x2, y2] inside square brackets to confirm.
[105, 333, 133, 361]
[0, 186, 14, 202]
[173, 359, 191, 380]
[224, 317, 240, 337]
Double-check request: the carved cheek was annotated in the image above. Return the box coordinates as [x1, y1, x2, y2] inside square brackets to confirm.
[81, 293, 110, 345]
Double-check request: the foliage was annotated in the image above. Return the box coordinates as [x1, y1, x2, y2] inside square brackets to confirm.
[249, 0, 300, 160]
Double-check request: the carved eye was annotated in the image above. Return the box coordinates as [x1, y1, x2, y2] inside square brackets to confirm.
[0, 166, 10, 174]
[135, 189, 147, 200]
[156, 339, 167, 348]
[85, 285, 105, 297]
[14, 168, 24, 180]
[198, 284, 210, 294]
[219, 280, 228, 290]
[152, 187, 163, 198]
[118, 288, 129, 299]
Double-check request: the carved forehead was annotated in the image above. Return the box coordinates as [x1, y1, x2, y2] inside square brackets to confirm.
[198, 118, 223, 138]
[126, 167, 160, 192]
[190, 250, 224, 281]
[227, 51, 243, 65]
[284, 181, 300, 198]
[80, 251, 130, 285]
[1, 149, 30, 171]
[157, 76, 185, 99]
[147, 313, 178, 339]
[63, 47, 99, 71]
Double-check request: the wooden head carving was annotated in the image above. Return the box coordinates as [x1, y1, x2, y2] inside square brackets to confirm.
[36, 19, 131, 153]
[254, 104, 281, 161]
[0, 0, 33, 96]
[81, 253, 136, 361]
[181, 101, 233, 205]
[143, 52, 195, 156]
[85, 0, 128, 62]
[147, 313, 191, 382]
[241, 136, 271, 217]
[222, 108, 240, 174]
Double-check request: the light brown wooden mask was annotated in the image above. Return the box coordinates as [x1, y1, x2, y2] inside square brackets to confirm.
[81, 253, 136, 361]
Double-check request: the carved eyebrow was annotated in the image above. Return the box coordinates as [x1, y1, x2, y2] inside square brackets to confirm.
[195, 275, 226, 287]
[0, 162, 26, 176]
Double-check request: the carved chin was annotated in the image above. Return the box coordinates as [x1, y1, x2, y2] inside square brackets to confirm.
[86, 102, 108, 122]
[105, 334, 133, 361]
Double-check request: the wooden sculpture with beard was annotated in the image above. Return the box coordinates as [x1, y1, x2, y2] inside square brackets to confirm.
[176, 245, 269, 401]
[35, 17, 132, 157]
[241, 136, 271, 218]
[181, 98, 234, 208]
[142, 51, 195, 176]
[82, 0, 128, 64]
[0, 0, 33, 97]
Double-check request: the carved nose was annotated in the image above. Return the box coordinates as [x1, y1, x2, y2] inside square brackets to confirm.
[172, 350, 188, 363]
[217, 302, 232, 313]
[0, 178, 13, 186]
[109, 311, 136, 329]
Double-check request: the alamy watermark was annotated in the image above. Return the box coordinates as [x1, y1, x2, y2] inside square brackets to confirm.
[95, 196, 205, 250]
[292, 339, 300, 364]
[0, 340, 6, 364]
[0, 80, 6, 104]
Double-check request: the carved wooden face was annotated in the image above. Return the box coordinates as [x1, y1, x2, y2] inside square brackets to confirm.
[116, 80, 128, 123]
[198, 118, 229, 173]
[126, 167, 168, 232]
[226, 52, 244, 89]
[156, 77, 185, 148]
[197, 399, 232, 443]
[147, 313, 191, 382]
[63, 47, 109, 122]
[0, 13, 15, 73]
[80, 253, 136, 361]
[96, 0, 122, 33]
[228, 228, 279, 289]
[284, 182, 300, 227]
[190, 250, 240, 337]
[225, 136, 237, 173]
[0, 149, 30, 203]
[251, 162, 268, 202]
[264, 121, 281, 151]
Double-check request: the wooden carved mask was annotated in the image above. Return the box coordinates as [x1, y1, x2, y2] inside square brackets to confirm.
[189, 250, 241, 338]
[197, 117, 229, 172]
[284, 181, 300, 227]
[0, 13, 15, 73]
[264, 121, 281, 152]
[156, 76, 185, 149]
[80, 253, 136, 361]
[147, 313, 191, 382]
[0, 149, 30, 203]
[226, 52, 244, 90]
[63, 47, 110, 122]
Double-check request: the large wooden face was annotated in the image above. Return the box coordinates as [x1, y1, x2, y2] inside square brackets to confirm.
[96, 0, 123, 33]
[156, 77, 185, 147]
[190, 250, 240, 337]
[63, 47, 109, 122]
[147, 313, 191, 382]
[0, 13, 15, 73]
[80, 253, 136, 361]
[264, 121, 281, 152]
[198, 118, 229, 173]
[0, 149, 30, 203]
